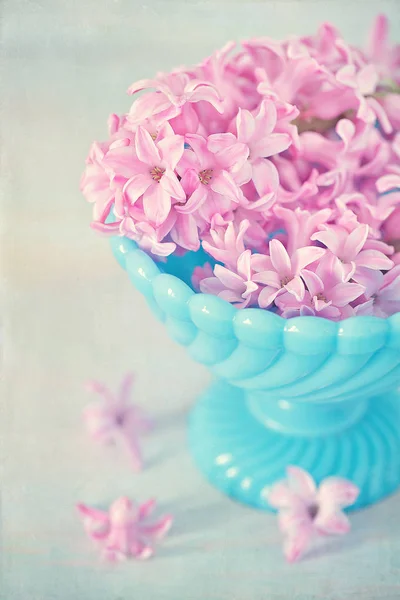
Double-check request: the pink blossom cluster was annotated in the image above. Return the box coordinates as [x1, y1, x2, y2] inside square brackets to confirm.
[81, 15, 400, 320]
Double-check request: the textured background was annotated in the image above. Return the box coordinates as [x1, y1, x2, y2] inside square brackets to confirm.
[1, 1, 400, 598]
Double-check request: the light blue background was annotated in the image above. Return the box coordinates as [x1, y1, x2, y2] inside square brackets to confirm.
[2, 1, 400, 598]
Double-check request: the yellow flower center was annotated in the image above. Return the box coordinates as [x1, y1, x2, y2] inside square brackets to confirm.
[198, 168, 213, 185]
[150, 166, 165, 182]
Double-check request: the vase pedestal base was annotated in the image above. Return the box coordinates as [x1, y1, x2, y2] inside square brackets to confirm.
[189, 381, 400, 511]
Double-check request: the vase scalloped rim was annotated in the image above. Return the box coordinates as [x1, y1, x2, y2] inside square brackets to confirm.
[111, 235, 400, 355]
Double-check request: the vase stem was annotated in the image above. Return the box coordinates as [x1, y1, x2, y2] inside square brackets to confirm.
[246, 392, 368, 437]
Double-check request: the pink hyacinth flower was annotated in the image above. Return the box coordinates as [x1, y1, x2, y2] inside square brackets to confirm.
[80, 142, 115, 222]
[274, 206, 332, 254]
[119, 216, 177, 257]
[192, 262, 214, 291]
[127, 71, 223, 124]
[355, 265, 400, 317]
[84, 373, 152, 471]
[312, 223, 394, 282]
[367, 14, 400, 82]
[77, 496, 172, 561]
[268, 466, 359, 563]
[202, 219, 249, 269]
[252, 239, 326, 308]
[176, 133, 247, 220]
[200, 249, 259, 308]
[104, 126, 185, 226]
[278, 254, 365, 320]
[233, 99, 292, 206]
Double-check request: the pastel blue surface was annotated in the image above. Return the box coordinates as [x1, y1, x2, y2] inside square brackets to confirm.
[111, 235, 400, 510]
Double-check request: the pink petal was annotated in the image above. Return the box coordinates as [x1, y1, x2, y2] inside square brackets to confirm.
[123, 174, 152, 204]
[236, 108, 256, 143]
[269, 239, 292, 278]
[252, 159, 280, 196]
[200, 276, 226, 295]
[118, 372, 135, 404]
[367, 14, 388, 62]
[140, 515, 173, 539]
[301, 269, 324, 297]
[311, 228, 340, 254]
[104, 147, 143, 178]
[339, 260, 356, 282]
[219, 289, 250, 306]
[343, 224, 369, 260]
[267, 481, 297, 509]
[216, 143, 249, 172]
[90, 220, 120, 235]
[207, 132, 237, 153]
[171, 213, 200, 252]
[180, 168, 201, 195]
[286, 466, 317, 502]
[253, 270, 281, 288]
[284, 275, 305, 302]
[252, 133, 291, 159]
[76, 503, 109, 523]
[176, 184, 207, 214]
[184, 133, 209, 161]
[256, 99, 278, 136]
[336, 118, 356, 148]
[367, 97, 392, 135]
[258, 285, 281, 308]
[160, 169, 186, 201]
[377, 174, 400, 193]
[314, 510, 351, 536]
[120, 431, 143, 471]
[85, 380, 115, 403]
[178, 150, 201, 174]
[138, 498, 156, 520]
[210, 171, 240, 200]
[278, 506, 310, 535]
[189, 84, 224, 112]
[143, 184, 171, 226]
[329, 282, 365, 307]
[129, 92, 174, 121]
[237, 249, 252, 280]
[292, 246, 326, 273]
[356, 250, 394, 271]
[317, 477, 360, 508]
[127, 77, 161, 95]
[158, 134, 184, 169]
[135, 126, 161, 165]
[214, 264, 245, 292]
[284, 526, 313, 563]
[130, 540, 154, 560]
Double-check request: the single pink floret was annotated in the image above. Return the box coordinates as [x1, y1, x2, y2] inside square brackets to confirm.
[312, 223, 393, 282]
[104, 126, 185, 226]
[77, 496, 172, 561]
[84, 373, 152, 471]
[200, 249, 259, 308]
[252, 239, 326, 308]
[268, 466, 359, 563]
[355, 265, 400, 317]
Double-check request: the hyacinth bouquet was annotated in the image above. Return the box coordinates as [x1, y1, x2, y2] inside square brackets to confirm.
[81, 16, 400, 510]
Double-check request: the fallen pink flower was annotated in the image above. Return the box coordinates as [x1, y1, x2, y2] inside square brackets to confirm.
[268, 466, 360, 563]
[84, 373, 152, 471]
[77, 496, 172, 561]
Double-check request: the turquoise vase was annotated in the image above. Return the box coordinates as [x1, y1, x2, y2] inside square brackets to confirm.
[111, 236, 400, 511]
